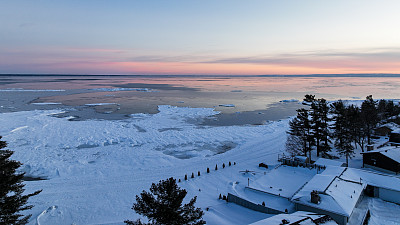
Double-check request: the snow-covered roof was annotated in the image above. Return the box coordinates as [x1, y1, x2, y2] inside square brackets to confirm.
[249, 211, 338, 225]
[361, 146, 400, 163]
[291, 167, 365, 217]
[377, 122, 400, 130]
[341, 168, 400, 192]
[390, 128, 400, 134]
[314, 158, 345, 167]
[295, 155, 309, 162]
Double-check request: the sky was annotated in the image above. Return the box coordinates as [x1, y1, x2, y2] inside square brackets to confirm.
[1, 0, 400, 75]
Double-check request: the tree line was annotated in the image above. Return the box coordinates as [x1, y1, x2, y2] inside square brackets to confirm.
[286, 95, 400, 165]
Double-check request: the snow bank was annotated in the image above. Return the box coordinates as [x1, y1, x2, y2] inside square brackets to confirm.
[90, 88, 154, 92]
[368, 198, 400, 225]
[31, 103, 62, 105]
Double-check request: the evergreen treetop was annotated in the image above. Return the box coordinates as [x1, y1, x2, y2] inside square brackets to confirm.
[0, 136, 41, 225]
[125, 177, 205, 225]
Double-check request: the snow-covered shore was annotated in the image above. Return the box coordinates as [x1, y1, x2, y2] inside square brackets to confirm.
[0, 105, 290, 224]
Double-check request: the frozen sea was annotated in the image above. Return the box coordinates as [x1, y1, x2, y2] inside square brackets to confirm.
[2, 75, 400, 125]
[2, 74, 400, 225]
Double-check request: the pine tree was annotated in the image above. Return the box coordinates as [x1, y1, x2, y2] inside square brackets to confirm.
[303, 94, 315, 104]
[318, 99, 332, 156]
[346, 105, 366, 152]
[361, 95, 378, 145]
[310, 98, 331, 157]
[377, 99, 387, 120]
[286, 108, 314, 159]
[331, 101, 354, 165]
[125, 177, 205, 225]
[0, 136, 41, 225]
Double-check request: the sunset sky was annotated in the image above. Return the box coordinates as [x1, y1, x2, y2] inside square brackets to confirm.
[1, 0, 400, 75]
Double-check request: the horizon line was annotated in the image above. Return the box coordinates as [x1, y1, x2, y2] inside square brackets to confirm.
[1, 73, 400, 78]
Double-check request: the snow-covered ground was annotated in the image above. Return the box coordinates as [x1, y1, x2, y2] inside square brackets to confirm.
[0, 105, 290, 224]
[368, 198, 400, 225]
[1, 104, 399, 225]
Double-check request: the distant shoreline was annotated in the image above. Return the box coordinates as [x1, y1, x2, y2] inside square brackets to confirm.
[1, 73, 400, 78]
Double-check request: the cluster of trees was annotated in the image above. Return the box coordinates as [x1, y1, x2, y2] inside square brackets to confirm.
[286, 95, 400, 165]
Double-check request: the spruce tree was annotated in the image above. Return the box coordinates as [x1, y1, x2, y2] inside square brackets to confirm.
[0, 136, 41, 225]
[125, 177, 205, 225]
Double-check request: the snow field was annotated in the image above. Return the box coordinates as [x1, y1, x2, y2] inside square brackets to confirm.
[0, 105, 290, 224]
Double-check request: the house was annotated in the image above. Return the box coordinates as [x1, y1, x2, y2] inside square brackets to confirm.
[249, 211, 337, 225]
[361, 146, 400, 174]
[374, 122, 399, 136]
[342, 167, 400, 205]
[291, 167, 365, 225]
[226, 161, 400, 225]
[389, 129, 400, 144]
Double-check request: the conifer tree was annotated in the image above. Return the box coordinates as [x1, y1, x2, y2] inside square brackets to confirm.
[346, 105, 366, 151]
[286, 108, 314, 159]
[125, 177, 205, 225]
[361, 95, 378, 145]
[318, 98, 332, 155]
[0, 136, 41, 225]
[331, 101, 354, 165]
[310, 98, 331, 156]
[303, 94, 315, 104]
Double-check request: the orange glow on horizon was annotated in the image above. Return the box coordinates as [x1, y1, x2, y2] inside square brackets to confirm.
[42, 60, 400, 75]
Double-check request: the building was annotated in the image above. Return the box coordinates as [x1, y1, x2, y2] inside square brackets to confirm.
[342, 167, 400, 205]
[374, 122, 399, 136]
[361, 146, 400, 174]
[390, 129, 400, 144]
[249, 211, 337, 225]
[227, 160, 400, 225]
[291, 167, 365, 225]
[290, 166, 400, 225]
